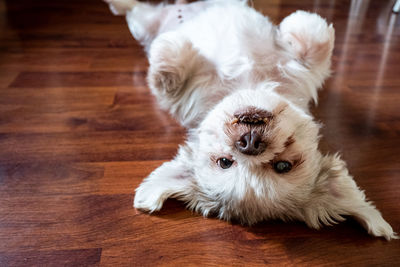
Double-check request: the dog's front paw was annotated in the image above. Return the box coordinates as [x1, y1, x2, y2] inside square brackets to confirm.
[148, 33, 198, 97]
[279, 11, 334, 68]
[133, 179, 167, 213]
[365, 214, 398, 240]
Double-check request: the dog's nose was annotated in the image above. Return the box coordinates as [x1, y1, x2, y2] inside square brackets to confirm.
[235, 130, 266, 155]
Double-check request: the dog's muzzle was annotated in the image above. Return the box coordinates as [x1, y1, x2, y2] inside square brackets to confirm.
[232, 107, 271, 155]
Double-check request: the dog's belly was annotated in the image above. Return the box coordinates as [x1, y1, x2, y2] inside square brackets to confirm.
[158, 2, 209, 34]
[174, 2, 277, 79]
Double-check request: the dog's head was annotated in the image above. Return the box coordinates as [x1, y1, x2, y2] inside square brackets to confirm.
[172, 86, 325, 222]
[196, 87, 320, 174]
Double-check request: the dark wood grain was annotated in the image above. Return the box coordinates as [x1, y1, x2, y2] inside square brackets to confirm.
[9, 71, 147, 88]
[0, 249, 102, 267]
[0, 0, 399, 266]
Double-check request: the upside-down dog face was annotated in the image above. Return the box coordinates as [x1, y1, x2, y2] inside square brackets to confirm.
[189, 86, 324, 223]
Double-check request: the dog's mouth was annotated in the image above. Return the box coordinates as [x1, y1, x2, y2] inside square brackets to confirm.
[231, 107, 273, 125]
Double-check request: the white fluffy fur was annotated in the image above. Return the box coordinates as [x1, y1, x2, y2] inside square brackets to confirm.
[105, 0, 397, 240]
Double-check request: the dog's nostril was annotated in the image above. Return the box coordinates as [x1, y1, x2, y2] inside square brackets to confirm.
[238, 139, 247, 148]
[235, 131, 266, 155]
[237, 134, 250, 149]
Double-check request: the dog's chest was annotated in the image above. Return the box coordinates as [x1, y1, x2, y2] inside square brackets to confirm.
[177, 4, 277, 79]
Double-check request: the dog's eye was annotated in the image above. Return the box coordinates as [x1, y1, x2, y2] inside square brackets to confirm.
[217, 157, 234, 169]
[273, 161, 292, 173]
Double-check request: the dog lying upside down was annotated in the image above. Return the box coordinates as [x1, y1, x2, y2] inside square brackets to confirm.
[104, 0, 397, 240]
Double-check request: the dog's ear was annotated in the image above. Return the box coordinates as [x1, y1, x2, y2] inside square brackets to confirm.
[134, 144, 196, 212]
[304, 154, 398, 240]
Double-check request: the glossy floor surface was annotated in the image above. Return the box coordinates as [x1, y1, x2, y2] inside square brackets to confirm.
[0, 0, 399, 266]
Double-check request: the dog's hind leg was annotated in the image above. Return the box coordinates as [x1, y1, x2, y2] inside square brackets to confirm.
[105, 0, 181, 49]
[105, 0, 212, 51]
[104, 0, 168, 49]
[104, 0, 139, 16]
[105, 0, 207, 50]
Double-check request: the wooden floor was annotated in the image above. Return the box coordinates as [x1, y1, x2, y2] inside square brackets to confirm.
[0, 0, 399, 266]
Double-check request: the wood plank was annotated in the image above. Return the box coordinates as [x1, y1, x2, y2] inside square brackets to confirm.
[0, 130, 184, 164]
[0, 49, 148, 72]
[0, 249, 102, 266]
[0, 0, 399, 265]
[0, 161, 163, 196]
[9, 71, 147, 88]
[0, 105, 177, 133]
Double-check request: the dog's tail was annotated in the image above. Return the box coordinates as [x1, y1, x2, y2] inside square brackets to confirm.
[104, 0, 139, 16]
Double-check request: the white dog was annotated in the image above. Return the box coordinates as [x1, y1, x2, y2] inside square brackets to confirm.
[105, 0, 397, 240]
